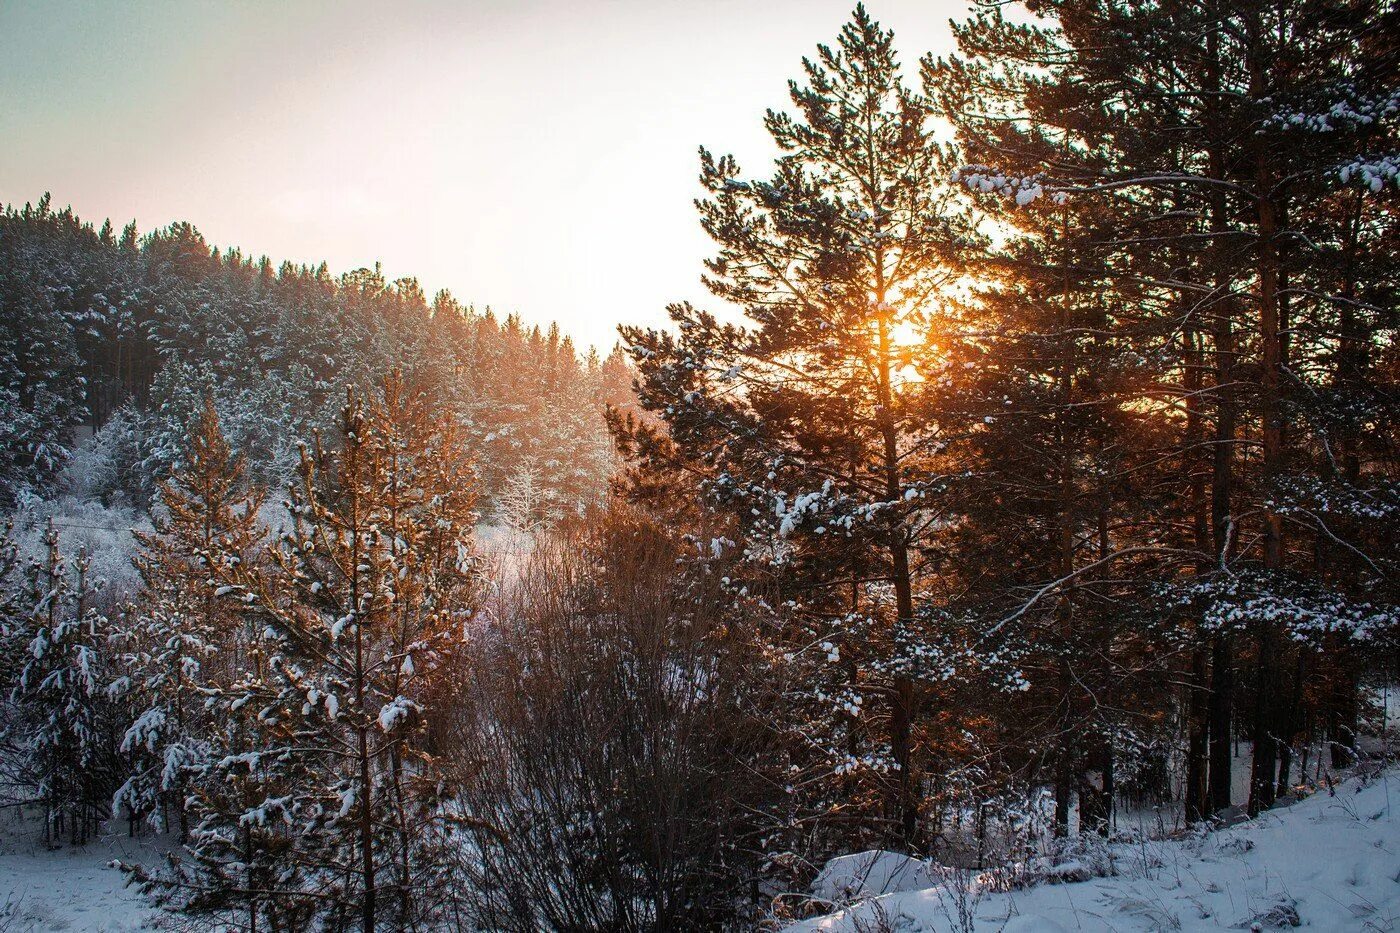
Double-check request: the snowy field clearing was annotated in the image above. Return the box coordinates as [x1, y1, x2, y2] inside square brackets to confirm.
[0, 815, 160, 932]
[789, 765, 1400, 932]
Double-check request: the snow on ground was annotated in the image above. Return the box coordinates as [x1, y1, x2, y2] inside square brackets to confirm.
[0, 813, 163, 932]
[813, 851, 943, 903]
[787, 766, 1400, 932]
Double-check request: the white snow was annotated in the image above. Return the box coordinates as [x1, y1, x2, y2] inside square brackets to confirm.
[0, 813, 162, 931]
[812, 850, 941, 903]
[787, 766, 1400, 932]
[378, 695, 418, 732]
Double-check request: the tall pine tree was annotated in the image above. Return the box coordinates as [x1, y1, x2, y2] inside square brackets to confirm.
[620, 5, 981, 843]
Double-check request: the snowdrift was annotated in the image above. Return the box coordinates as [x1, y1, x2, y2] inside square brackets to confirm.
[788, 767, 1400, 932]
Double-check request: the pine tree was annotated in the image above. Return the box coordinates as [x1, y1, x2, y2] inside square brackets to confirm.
[149, 374, 477, 931]
[8, 522, 123, 846]
[0, 196, 89, 505]
[619, 5, 982, 843]
[923, 2, 1204, 834]
[932, 0, 1398, 820]
[115, 399, 265, 838]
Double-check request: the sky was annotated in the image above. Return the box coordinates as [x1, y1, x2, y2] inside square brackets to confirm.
[1, 0, 965, 353]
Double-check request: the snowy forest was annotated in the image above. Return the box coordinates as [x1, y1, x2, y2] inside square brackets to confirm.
[0, 0, 1397, 930]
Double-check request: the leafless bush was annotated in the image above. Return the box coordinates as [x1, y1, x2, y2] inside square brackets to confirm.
[931, 865, 986, 933]
[849, 901, 898, 933]
[444, 505, 779, 931]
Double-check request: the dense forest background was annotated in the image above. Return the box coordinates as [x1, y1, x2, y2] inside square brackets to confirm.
[0, 193, 631, 522]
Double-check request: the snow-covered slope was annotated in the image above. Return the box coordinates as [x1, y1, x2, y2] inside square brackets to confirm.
[0, 816, 161, 931]
[788, 768, 1400, 932]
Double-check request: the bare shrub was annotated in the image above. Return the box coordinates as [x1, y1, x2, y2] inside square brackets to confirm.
[445, 505, 778, 931]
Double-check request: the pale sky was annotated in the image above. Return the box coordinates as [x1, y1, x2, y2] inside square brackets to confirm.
[0, 0, 964, 352]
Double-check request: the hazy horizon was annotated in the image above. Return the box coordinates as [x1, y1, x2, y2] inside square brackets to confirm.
[0, 0, 961, 352]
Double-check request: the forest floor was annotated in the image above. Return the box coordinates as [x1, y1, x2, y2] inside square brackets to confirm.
[787, 762, 1400, 932]
[1, 759, 1396, 931]
[0, 811, 162, 932]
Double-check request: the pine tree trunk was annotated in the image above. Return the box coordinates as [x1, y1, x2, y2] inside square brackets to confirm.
[1054, 739, 1072, 838]
[1101, 742, 1114, 833]
[889, 540, 917, 843]
[1186, 647, 1211, 822]
[1051, 216, 1077, 841]
[245, 823, 257, 933]
[1249, 628, 1279, 816]
[1277, 652, 1305, 797]
[1327, 196, 1365, 775]
[350, 471, 376, 933]
[1203, 12, 1238, 820]
[392, 747, 412, 923]
[1184, 319, 1212, 824]
[1208, 634, 1234, 814]
[1248, 75, 1284, 816]
[1080, 738, 1112, 836]
[876, 309, 917, 844]
[360, 721, 375, 933]
[1332, 667, 1358, 768]
[1053, 582, 1074, 838]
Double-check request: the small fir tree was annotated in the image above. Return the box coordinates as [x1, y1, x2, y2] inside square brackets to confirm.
[115, 398, 265, 838]
[9, 522, 123, 846]
[141, 374, 477, 932]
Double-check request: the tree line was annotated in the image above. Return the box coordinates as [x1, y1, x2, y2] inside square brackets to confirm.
[0, 196, 632, 526]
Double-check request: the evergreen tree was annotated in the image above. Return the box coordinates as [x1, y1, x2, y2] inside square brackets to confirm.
[932, 0, 1398, 819]
[114, 399, 265, 838]
[0, 195, 90, 505]
[143, 374, 477, 931]
[619, 5, 981, 843]
[7, 522, 123, 845]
